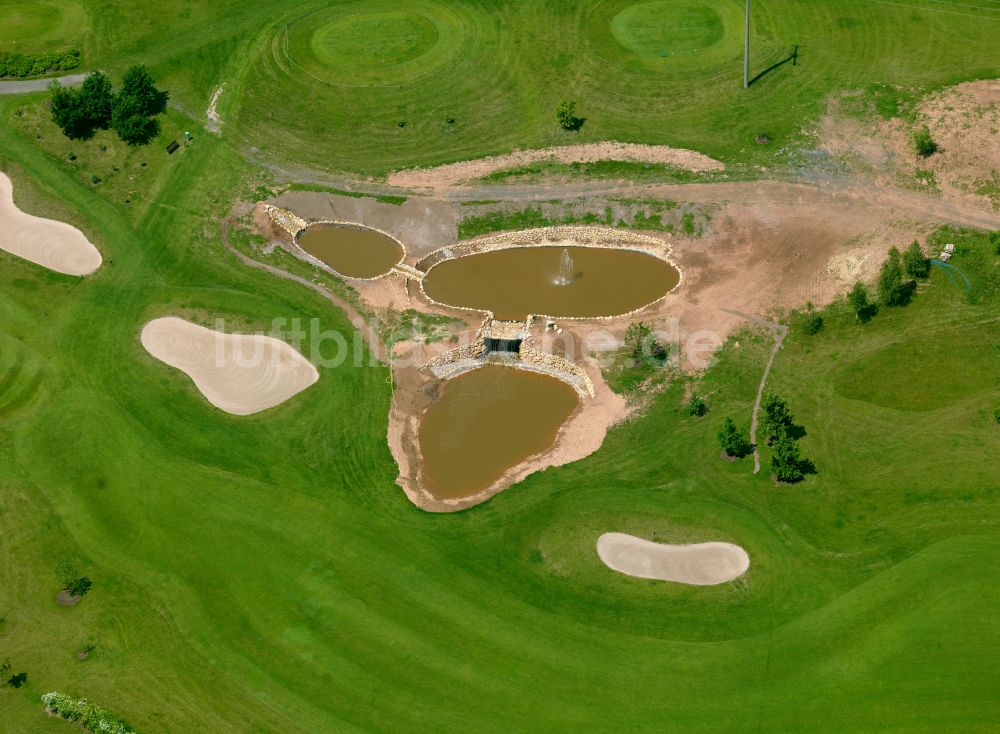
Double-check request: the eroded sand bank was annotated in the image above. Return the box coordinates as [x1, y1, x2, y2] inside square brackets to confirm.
[0, 172, 102, 276]
[596, 532, 749, 585]
[140, 317, 318, 415]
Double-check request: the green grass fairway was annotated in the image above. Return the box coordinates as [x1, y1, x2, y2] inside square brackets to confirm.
[19, 0, 1000, 174]
[1, 86, 999, 731]
[0, 1, 88, 53]
[228, 0, 1000, 173]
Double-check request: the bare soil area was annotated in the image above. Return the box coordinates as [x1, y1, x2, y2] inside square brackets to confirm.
[386, 142, 725, 190]
[819, 80, 1000, 211]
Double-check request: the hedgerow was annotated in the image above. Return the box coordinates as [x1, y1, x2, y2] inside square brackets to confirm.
[41, 692, 139, 734]
[0, 49, 80, 79]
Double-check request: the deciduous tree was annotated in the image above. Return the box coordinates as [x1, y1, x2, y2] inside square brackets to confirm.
[718, 417, 751, 458]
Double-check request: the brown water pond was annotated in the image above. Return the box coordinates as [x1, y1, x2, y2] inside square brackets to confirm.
[296, 224, 403, 278]
[421, 245, 679, 320]
[419, 366, 580, 500]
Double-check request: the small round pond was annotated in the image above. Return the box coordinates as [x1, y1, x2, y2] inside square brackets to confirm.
[421, 245, 679, 319]
[296, 223, 403, 279]
[419, 365, 580, 500]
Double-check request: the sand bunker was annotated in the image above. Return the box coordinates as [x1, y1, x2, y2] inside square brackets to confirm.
[596, 532, 749, 585]
[387, 142, 725, 188]
[140, 317, 318, 415]
[0, 172, 102, 276]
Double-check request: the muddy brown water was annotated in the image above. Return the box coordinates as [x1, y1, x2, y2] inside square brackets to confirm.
[422, 245, 679, 319]
[419, 365, 580, 500]
[296, 224, 403, 278]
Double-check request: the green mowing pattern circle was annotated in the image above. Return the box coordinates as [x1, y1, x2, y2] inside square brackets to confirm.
[584, 0, 749, 75]
[285, 1, 469, 86]
[0, 0, 88, 51]
[611, 0, 724, 56]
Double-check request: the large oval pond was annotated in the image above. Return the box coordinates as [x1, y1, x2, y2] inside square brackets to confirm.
[419, 366, 579, 499]
[421, 245, 679, 319]
[296, 223, 403, 279]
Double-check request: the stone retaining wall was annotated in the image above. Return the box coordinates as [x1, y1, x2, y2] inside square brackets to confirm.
[417, 225, 682, 323]
[265, 206, 412, 282]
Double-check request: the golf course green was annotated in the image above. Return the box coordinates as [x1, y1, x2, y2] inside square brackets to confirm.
[0, 0, 999, 731]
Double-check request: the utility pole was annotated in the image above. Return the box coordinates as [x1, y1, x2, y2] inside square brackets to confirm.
[743, 0, 750, 88]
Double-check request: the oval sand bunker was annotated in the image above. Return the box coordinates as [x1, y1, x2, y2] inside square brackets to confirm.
[0, 172, 102, 276]
[296, 223, 403, 279]
[140, 317, 318, 415]
[596, 532, 749, 585]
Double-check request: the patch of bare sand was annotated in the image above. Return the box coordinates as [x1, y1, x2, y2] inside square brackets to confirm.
[596, 532, 749, 585]
[386, 142, 724, 189]
[140, 317, 318, 416]
[0, 172, 102, 276]
[818, 80, 1000, 210]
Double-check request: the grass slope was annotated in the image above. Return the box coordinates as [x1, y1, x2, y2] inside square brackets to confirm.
[1, 91, 999, 731]
[11, 0, 1000, 175]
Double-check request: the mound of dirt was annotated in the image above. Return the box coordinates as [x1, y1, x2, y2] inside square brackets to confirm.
[387, 142, 725, 189]
[56, 590, 81, 606]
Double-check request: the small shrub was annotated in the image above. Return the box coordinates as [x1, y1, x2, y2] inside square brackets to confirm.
[877, 246, 911, 306]
[687, 394, 707, 417]
[41, 692, 139, 734]
[903, 240, 930, 278]
[913, 126, 938, 157]
[556, 100, 580, 131]
[718, 417, 752, 458]
[848, 281, 876, 322]
[90, 174, 101, 185]
[67, 152, 77, 161]
[771, 435, 805, 483]
[801, 312, 823, 335]
[993, 406, 1000, 424]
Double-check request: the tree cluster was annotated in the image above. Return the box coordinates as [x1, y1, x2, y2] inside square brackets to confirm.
[51, 66, 167, 145]
[851, 241, 930, 321]
[761, 393, 811, 483]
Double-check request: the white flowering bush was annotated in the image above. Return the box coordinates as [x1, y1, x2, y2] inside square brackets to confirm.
[41, 692, 139, 733]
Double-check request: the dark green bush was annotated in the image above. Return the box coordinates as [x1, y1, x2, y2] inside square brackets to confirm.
[0, 49, 80, 79]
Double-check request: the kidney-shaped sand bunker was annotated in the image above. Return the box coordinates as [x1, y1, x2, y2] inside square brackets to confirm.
[596, 532, 749, 585]
[0, 172, 102, 276]
[141, 317, 318, 415]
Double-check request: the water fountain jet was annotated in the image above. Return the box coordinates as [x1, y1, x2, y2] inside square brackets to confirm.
[553, 247, 575, 286]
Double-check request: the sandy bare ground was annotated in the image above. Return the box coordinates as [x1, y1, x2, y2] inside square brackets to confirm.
[596, 532, 749, 585]
[818, 79, 1000, 211]
[140, 317, 318, 416]
[0, 172, 102, 276]
[206, 86, 224, 134]
[386, 142, 725, 190]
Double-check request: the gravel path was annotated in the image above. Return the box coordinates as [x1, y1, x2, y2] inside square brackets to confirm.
[0, 73, 87, 95]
